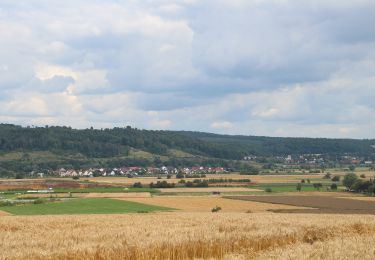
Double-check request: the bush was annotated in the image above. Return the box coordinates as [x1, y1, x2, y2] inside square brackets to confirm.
[301, 179, 305, 183]
[167, 174, 172, 179]
[296, 183, 302, 191]
[330, 183, 338, 190]
[360, 174, 366, 178]
[351, 180, 372, 193]
[0, 201, 13, 207]
[132, 182, 143, 188]
[331, 176, 340, 182]
[184, 180, 209, 188]
[313, 183, 323, 190]
[323, 173, 332, 179]
[176, 172, 184, 179]
[33, 199, 44, 204]
[15, 173, 24, 179]
[211, 206, 222, 213]
[72, 176, 79, 180]
[265, 187, 272, 193]
[150, 181, 175, 188]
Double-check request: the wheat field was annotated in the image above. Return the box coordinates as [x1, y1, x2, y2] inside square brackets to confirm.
[1, 212, 375, 259]
[87, 174, 324, 185]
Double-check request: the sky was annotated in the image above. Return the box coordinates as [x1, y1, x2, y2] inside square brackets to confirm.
[1, 0, 375, 138]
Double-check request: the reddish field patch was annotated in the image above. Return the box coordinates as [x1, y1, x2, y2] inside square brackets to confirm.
[227, 195, 375, 214]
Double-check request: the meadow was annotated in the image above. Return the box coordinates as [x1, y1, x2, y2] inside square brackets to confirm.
[0, 198, 171, 215]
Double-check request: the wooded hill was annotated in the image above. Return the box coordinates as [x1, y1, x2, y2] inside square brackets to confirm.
[0, 124, 374, 176]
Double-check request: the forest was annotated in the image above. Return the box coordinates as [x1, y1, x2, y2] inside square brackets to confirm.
[0, 124, 374, 176]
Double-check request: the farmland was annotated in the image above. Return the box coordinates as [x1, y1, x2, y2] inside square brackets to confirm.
[122, 196, 306, 212]
[0, 173, 375, 259]
[227, 195, 375, 214]
[0, 198, 172, 215]
[1, 213, 375, 259]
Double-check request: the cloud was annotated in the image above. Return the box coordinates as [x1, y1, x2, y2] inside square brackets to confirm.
[0, 0, 375, 138]
[210, 121, 233, 130]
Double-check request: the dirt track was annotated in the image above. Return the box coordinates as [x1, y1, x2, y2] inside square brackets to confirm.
[226, 195, 375, 214]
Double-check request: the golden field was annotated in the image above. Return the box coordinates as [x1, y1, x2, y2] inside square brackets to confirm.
[122, 196, 306, 212]
[0, 212, 375, 259]
[158, 187, 262, 193]
[86, 174, 325, 185]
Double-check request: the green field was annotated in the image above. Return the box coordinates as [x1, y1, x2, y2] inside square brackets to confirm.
[0, 198, 173, 215]
[256, 183, 342, 192]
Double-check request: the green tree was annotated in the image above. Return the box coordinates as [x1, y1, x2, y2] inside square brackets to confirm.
[343, 173, 358, 189]
[296, 183, 302, 192]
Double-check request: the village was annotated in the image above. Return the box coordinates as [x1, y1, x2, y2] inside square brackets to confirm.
[55, 166, 227, 178]
[245, 154, 374, 168]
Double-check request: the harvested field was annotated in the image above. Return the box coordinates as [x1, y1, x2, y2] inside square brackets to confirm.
[0, 178, 114, 191]
[158, 187, 261, 193]
[83, 192, 151, 198]
[0, 210, 10, 216]
[1, 213, 375, 259]
[122, 196, 306, 212]
[338, 196, 375, 202]
[86, 174, 324, 185]
[246, 175, 323, 183]
[227, 195, 375, 214]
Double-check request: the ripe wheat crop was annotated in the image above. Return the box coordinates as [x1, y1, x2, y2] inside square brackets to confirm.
[1, 212, 375, 259]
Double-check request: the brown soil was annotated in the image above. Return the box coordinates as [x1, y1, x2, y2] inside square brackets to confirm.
[226, 195, 375, 214]
[0, 179, 118, 191]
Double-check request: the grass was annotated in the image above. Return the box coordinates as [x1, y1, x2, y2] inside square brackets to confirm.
[0, 198, 172, 215]
[255, 183, 343, 192]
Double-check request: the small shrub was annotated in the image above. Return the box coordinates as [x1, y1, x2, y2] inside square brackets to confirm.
[33, 199, 44, 205]
[176, 172, 184, 179]
[265, 187, 272, 193]
[331, 176, 340, 182]
[330, 183, 338, 190]
[72, 176, 79, 180]
[133, 182, 143, 188]
[313, 183, 323, 190]
[0, 201, 13, 207]
[211, 206, 222, 213]
[360, 174, 366, 179]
